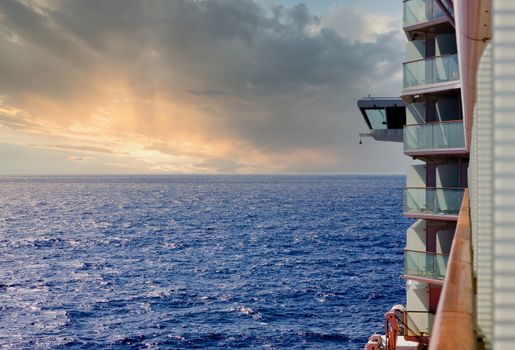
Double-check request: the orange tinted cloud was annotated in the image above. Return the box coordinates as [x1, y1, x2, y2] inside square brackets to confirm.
[0, 0, 406, 174]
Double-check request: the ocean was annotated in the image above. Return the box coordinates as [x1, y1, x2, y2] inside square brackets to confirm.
[0, 175, 410, 349]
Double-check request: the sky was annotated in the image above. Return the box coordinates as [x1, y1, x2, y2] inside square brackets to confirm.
[0, 0, 410, 175]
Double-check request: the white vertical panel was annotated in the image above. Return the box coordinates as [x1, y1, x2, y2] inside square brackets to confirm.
[493, 1, 515, 349]
[407, 164, 427, 187]
[406, 219, 427, 251]
[475, 43, 494, 347]
[406, 281, 432, 336]
[406, 102, 426, 124]
[471, 91, 478, 271]
[406, 40, 426, 61]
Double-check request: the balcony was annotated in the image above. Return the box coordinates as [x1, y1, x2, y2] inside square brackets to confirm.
[404, 187, 465, 219]
[404, 249, 449, 281]
[404, 120, 466, 155]
[428, 190, 474, 349]
[403, 0, 445, 27]
[403, 54, 459, 90]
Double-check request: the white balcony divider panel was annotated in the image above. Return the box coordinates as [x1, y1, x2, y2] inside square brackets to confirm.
[406, 40, 426, 61]
[406, 280, 432, 336]
[407, 164, 427, 188]
[472, 43, 493, 346]
[407, 280, 429, 310]
[407, 219, 427, 251]
[493, 1, 515, 348]
[406, 101, 426, 124]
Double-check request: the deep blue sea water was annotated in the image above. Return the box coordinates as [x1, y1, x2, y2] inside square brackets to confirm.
[0, 175, 411, 349]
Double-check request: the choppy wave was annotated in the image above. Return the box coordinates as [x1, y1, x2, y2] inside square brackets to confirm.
[0, 175, 409, 349]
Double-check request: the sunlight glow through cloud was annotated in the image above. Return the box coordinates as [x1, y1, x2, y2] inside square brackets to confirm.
[0, 0, 406, 174]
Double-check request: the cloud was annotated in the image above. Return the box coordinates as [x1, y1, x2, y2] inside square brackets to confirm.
[0, 113, 42, 131]
[0, 0, 406, 174]
[42, 144, 118, 154]
[321, 3, 402, 43]
[67, 155, 90, 162]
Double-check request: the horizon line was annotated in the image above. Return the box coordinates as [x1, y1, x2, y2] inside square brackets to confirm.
[0, 173, 406, 177]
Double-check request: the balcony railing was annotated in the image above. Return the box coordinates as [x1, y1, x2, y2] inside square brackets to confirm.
[404, 187, 465, 216]
[403, 54, 459, 89]
[429, 190, 474, 350]
[403, 0, 445, 27]
[404, 120, 465, 152]
[404, 249, 449, 280]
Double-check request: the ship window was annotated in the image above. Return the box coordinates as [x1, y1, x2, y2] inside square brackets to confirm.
[386, 106, 406, 129]
[365, 109, 388, 129]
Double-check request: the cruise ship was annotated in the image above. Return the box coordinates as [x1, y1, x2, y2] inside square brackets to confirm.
[358, 1, 515, 349]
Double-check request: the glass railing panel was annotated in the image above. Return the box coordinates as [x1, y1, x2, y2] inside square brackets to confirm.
[433, 55, 447, 83]
[433, 121, 465, 149]
[404, 124, 430, 151]
[432, 55, 459, 83]
[404, 121, 465, 151]
[404, 124, 418, 151]
[403, 0, 446, 26]
[434, 188, 464, 215]
[432, 1, 445, 19]
[434, 254, 449, 280]
[404, 188, 432, 214]
[405, 250, 435, 278]
[448, 54, 459, 81]
[404, 250, 449, 280]
[403, 54, 459, 88]
[404, 188, 464, 216]
[404, 59, 426, 88]
[404, 0, 428, 26]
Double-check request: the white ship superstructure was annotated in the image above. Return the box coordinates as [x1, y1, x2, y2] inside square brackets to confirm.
[357, 1, 515, 349]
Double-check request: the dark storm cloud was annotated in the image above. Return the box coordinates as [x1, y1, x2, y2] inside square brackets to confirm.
[0, 0, 97, 100]
[39, 0, 401, 96]
[0, 0, 404, 172]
